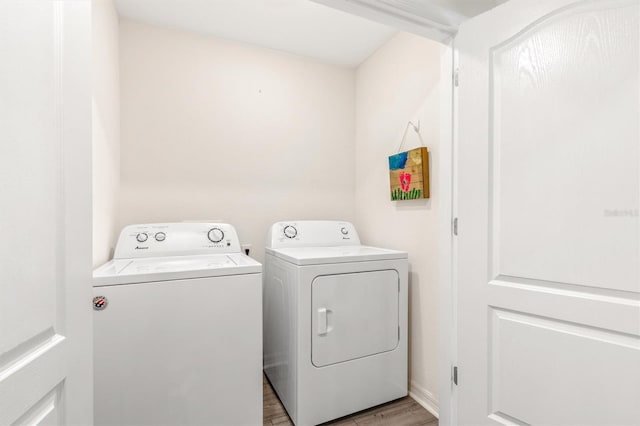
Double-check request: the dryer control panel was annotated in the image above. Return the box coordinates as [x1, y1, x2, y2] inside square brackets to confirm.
[267, 221, 361, 249]
[113, 222, 242, 259]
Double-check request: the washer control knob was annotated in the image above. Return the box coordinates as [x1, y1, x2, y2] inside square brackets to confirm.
[207, 228, 225, 243]
[136, 233, 148, 243]
[155, 232, 166, 242]
[340, 227, 349, 235]
[283, 225, 297, 239]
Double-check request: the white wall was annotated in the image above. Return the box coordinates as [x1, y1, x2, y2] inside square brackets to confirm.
[355, 32, 442, 415]
[118, 20, 356, 262]
[92, 0, 120, 266]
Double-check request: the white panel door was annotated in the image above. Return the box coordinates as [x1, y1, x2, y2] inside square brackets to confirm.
[456, 0, 640, 424]
[0, 1, 93, 425]
[312, 270, 399, 367]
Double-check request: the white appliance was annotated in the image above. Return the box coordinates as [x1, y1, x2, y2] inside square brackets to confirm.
[93, 222, 262, 426]
[263, 220, 408, 425]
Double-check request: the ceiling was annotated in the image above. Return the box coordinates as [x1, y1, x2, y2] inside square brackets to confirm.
[114, 0, 509, 67]
[114, 0, 398, 67]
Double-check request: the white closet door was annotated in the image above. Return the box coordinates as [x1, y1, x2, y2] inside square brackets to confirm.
[456, 0, 640, 424]
[0, 1, 93, 424]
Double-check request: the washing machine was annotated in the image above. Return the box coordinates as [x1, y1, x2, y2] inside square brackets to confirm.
[93, 222, 262, 426]
[263, 220, 408, 425]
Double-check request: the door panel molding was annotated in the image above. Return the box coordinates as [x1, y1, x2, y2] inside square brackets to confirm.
[488, 278, 640, 336]
[11, 384, 64, 426]
[0, 339, 66, 425]
[489, 308, 640, 425]
[487, 0, 639, 291]
[490, 275, 640, 302]
[0, 329, 64, 382]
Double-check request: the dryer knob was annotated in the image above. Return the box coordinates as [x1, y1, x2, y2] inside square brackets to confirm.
[207, 228, 225, 243]
[136, 233, 148, 243]
[283, 225, 297, 239]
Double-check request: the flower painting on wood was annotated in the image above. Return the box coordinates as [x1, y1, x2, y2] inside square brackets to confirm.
[388, 147, 430, 200]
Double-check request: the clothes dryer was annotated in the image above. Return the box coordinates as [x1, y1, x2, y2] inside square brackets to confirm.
[263, 221, 408, 425]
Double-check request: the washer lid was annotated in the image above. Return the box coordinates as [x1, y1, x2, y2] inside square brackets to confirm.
[93, 253, 261, 287]
[266, 245, 407, 266]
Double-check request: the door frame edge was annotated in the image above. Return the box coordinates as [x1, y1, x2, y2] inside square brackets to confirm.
[437, 39, 457, 426]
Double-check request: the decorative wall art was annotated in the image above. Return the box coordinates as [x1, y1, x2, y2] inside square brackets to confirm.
[388, 121, 430, 201]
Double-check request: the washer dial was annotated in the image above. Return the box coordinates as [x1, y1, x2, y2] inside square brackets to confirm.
[155, 232, 166, 242]
[340, 227, 349, 235]
[207, 228, 225, 243]
[283, 225, 297, 239]
[136, 233, 148, 243]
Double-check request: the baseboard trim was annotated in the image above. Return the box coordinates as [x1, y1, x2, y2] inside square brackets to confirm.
[409, 381, 439, 419]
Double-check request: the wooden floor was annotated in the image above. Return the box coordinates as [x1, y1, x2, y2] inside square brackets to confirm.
[263, 375, 438, 426]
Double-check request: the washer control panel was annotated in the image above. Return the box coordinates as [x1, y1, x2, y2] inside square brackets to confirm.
[113, 222, 242, 259]
[267, 221, 360, 248]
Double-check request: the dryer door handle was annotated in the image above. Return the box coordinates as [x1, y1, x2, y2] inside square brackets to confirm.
[318, 308, 329, 335]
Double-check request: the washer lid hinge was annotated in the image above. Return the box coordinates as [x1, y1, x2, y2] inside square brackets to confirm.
[453, 365, 458, 385]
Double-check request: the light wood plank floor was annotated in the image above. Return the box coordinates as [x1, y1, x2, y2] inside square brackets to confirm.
[263, 375, 438, 426]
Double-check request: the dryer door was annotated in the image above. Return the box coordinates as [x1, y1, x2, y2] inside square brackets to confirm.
[311, 270, 399, 367]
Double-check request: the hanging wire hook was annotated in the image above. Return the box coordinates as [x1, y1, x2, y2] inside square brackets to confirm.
[396, 120, 425, 153]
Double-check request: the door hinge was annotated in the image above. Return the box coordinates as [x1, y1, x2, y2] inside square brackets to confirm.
[453, 217, 458, 236]
[453, 366, 458, 385]
[454, 68, 459, 87]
